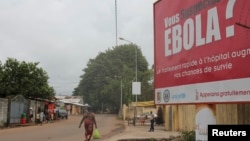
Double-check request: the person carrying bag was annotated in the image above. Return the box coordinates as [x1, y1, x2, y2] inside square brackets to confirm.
[79, 108, 98, 141]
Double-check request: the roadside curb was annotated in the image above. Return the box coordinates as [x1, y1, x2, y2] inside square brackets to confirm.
[105, 120, 180, 141]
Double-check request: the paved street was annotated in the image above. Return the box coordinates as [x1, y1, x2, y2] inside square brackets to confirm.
[0, 114, 124, 141]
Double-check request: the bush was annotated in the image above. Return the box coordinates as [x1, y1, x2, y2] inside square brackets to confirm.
[179, 130, 195, 141]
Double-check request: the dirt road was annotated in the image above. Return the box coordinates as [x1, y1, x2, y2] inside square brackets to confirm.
[0, 114, 124, 141]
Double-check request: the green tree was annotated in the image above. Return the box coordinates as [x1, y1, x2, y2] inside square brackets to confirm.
[73, 44, 153, 113]
[0, 58, 55, 99]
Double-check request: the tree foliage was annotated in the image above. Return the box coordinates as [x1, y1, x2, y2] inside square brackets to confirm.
[73, 44, 154, 113]
[0, 58, 55, 99]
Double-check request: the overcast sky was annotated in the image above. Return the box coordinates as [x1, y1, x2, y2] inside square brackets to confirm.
[0, 0, 156, 95]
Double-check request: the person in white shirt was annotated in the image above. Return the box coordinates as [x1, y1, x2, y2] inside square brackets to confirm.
[148, 111, 155, 132]
[39, 109, 44, 125]
[29, 107, 33, 122]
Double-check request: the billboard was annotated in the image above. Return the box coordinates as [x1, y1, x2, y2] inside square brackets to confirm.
[154, 0, 250, 104]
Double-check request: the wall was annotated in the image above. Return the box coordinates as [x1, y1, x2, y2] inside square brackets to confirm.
[0, 98, 8, 126]
[164, 103, 250, 131]
[123, 104, 157, 120]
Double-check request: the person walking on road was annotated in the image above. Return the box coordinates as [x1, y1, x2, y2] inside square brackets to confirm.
[79, 108, 97, 141]
[148, 111, 155, 132]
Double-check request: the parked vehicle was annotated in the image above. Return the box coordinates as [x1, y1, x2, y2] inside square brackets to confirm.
[58, 109, 68, 119]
